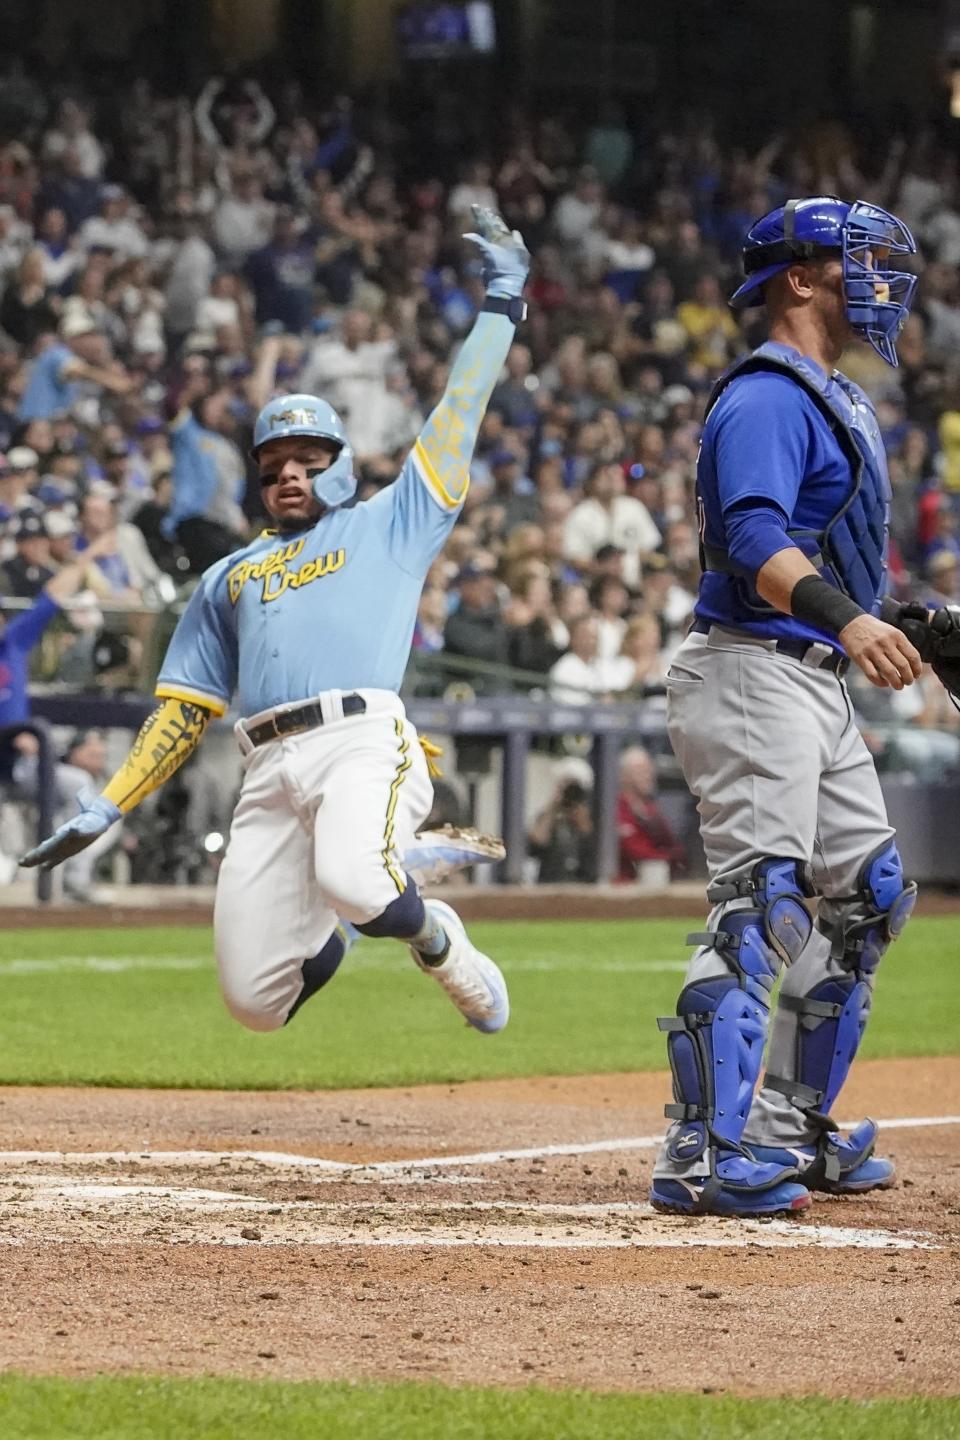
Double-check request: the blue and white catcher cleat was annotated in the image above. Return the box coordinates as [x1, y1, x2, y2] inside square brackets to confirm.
[650, 1143, 811, 1217]
[747, 1117, 894, 1194]
[411, 899, 509, 1034]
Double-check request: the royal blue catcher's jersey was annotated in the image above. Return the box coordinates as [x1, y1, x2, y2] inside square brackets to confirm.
[695, 367, 874, 647]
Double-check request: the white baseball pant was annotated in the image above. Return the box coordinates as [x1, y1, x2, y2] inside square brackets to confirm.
[214, 689, 433, 1031]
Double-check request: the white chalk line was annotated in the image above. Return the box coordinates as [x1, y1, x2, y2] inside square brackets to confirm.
[0, 1114, 957, 1178]
[0, 1179, 931, 1251]
[0, 953, 687, 977]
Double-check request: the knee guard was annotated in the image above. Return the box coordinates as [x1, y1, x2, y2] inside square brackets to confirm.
[658, 857, 813, 1157]
[768, 839, 916, 1124]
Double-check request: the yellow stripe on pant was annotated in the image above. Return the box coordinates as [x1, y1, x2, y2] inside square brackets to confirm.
[382, 717, 412, 894]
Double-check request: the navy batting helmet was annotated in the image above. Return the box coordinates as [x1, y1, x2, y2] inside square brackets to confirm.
[730, 196, 917, 366]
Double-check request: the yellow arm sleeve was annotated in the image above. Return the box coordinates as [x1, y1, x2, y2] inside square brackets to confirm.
[101, 697, 214, 815]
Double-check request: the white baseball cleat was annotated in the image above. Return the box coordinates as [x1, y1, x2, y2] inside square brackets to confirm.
[402, 825, 505, 886]
[411, 898, 509, 1034]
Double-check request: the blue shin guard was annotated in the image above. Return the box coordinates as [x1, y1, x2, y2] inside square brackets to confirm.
[753, 841, 915, 1189]
[652, 859, 814, 1216]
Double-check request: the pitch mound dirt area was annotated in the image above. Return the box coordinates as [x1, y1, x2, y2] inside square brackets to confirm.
[0, 1057, 958, 1397]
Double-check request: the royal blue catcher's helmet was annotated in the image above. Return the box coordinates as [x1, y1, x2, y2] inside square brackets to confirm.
[251, 392, 356, 508]
[729, 196, 917, 366]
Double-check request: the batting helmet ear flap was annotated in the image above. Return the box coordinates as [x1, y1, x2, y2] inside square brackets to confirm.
[309, 443, 355, 509]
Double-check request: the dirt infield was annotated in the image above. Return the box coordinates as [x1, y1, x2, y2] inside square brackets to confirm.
[0, 1056, 958, 1396]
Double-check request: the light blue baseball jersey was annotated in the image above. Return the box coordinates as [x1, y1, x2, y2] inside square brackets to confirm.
[156, 311, 513, 718]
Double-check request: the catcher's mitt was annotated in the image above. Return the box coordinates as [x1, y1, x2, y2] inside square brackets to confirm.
[881, 597, 960, 703]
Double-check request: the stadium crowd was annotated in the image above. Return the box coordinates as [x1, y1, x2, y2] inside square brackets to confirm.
[1, 69, 960, 886]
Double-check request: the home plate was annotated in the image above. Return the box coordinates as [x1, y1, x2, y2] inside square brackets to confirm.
[0, 1179, 932, 1250]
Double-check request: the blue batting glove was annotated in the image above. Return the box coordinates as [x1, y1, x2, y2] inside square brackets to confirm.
[463, 205, 530, 301]
[19, 791, 122, 871]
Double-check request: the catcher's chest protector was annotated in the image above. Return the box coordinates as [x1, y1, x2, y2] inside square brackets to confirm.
[702, 342, 890, 614]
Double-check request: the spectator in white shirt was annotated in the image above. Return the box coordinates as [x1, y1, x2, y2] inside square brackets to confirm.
[447, 160, 499, 225]
[42, 99, 105, 181]
[551, 165, 605, 251]
[78, 187, 149, 261]
[549, 614, 626, 703]
[300, 310, 399, 460]
[211, 172, 274, 267]
[563, 460, 661, 587]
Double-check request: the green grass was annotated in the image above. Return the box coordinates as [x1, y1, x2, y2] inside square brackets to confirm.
[1, 1377, 958, 1440]
[0, 916, 957, 1090]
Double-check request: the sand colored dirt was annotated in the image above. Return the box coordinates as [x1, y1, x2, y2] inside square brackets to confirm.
[0, 1057, 958, 1396]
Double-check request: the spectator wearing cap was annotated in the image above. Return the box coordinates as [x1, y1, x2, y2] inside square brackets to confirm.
[0, 512, 55, 599]
[245, 209, 317, 333]
[486, 448, 541, 531]
[0, 248, 59, 349]
[77, 186, 148, 262]
[166, 373, 247, 573]
[17, 315, 131, 423]
[0, 534, 114, 786]
[443, 560, 510, 694]
[562, 460, 661, 588]
[131, 466, 182, 578]
[43, 509, 78, 567]
[0, 447, 39, 523]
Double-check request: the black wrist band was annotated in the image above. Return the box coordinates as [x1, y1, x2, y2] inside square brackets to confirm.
[482, 295, 527, 323]
[789, 574, 865, 635]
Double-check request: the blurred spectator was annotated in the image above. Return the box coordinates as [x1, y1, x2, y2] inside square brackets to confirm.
[0, 248, 58, 347]
[18, 314, 130, 422]
[13, 727, 123, 902]
[0, 446, 40, 523]
[246, 209, 317, 333]
[616, 745, 685, 883]
[0, 536, 114, 788]
[528, 764, 596, 882]
[1, 511, 55, 598]
[77, 187, 148, 261]
[505, 569, 565, 681]
[549, 613, 627, 701]
[166, 375, 247, 572]
[563, 460, 660, 587]
[75, 489, 163, 604]
[300, 310, 398, 461]
[443, 559, 509, 693]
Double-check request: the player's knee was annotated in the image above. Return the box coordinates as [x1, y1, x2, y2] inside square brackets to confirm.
[355, 882, 426, 939]
[218, 965, 296, 1033]
[819, 838, 916, 972]
[316, 851, 413, 928]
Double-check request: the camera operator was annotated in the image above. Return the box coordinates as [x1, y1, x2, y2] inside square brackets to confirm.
[528, 767, 596, 882]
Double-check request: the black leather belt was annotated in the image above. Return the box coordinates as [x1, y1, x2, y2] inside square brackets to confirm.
[244, 694, 367, 747]
[691, 619, 849, 676]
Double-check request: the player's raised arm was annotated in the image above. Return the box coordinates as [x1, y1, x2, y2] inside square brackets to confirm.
[412, 206, 530, 513]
